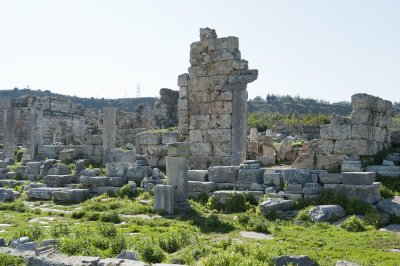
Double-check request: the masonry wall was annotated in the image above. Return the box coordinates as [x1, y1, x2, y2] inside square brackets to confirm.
[178, 28, 258, 170]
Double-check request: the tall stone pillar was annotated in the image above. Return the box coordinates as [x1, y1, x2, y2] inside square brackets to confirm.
[30, 107, 43, 160]
[2, 108, 16, 159]
[231, 90, 248, 165]
[102, 107, 117, 164]
[166, 142, 190, 210]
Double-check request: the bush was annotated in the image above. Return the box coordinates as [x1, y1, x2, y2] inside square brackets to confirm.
[296, 206, 314, 222]
[225, 191, 247, 213]
[341, 216, 367, 232]
[118, 184, 136, 198]
[157, 229, 194, 253]
[206, 195, 222, 211]
[137, 239, 166, 264]
[86, 212, 100, 221]
[97, 223, 117, 237]
[0, 253, 25, 266]
[364, 210, 386, 228]
[71, 210, 86, 219]
[380, 185, 395, 199]
[110, 235, 126, 255]
[51, 224, 71, 238]
[316, 190, 372, 215]
[100, 211, 121, 223]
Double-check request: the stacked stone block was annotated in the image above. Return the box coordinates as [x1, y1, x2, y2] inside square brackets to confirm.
[246, 128, 276, 166]
[295, 93, 393, 169]
[178, 28, 258, 169]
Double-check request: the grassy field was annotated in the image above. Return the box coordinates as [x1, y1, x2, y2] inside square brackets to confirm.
[0, 191, 400, 266]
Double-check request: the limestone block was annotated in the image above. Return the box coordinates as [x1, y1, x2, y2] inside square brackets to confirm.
[319, 173, 342, 184]
[189, 115, 210, 130]
[260, 198, 295, 215]
[161, 132, 179, 145]
[209, 101, 233, 114]
[25, 162, 42, 175]
[351, 109, 372, 125]
[207, 60, 244, 76]
[188, 181, 216, 193]
[285, 183, 303, 194]
[203, 129, 232, 143]
[154, 185, 174, 215]
[351, 93, 377, 110]
[106, 162, 130, 177]
[179, 86, 188, 99]
[262, 145, 275, 156]
[256, 155, 275, 166]
[178, 99, 188, 111]
[308, 140, 335, 154]
[303, 183, 323, 195]
[188, 65, 207, 78]
[190, 40, 208, 54]
[247, 141, 259, 154]
[177, 73, 189, 87]
[53, 189, 89, 203]
[190, 143, 212, 156]
[263, 172, 281, 186]
[125, 165, 153, 181]
[320, 125, 351, 140]
[334, 140, 374, 155]
[47, 164, 71, 176]
[212, 142, 232, 157]
[80, 176, 109, 187]
[282, 169, 312, 184]
[377, 196, 400, 217]
[212, 49, 241, 62]
[207, 36, 239, 51]
[0, 188, 15, 202]
[188, 156, 210, 170]
[190, 52, 211, 66]
[220, 83, 247, 92]
[337, 182, 381, 204]
[188, 170, 208, 181]
[341, 172, 375, 185]
[323, 183, 339, 190]
[166, 156, 189, 203]
[187, 77, 210, 92]
[351, 125, 374, 139]
[341, 161, 362, 172]
[137, 132, 161, 145]
[228, 70, 258, 84]
[92, 186, 121, 195]
[189, 130, 204, 143]
[237, 169, 264, 184]
[373, 127, 386, 142]
[208, 166, 239, 183]
[308, 205, 346, 222]
[43, 175, 76, 187]
[210, 90, 233, 101]
[213, 190, 263, 205]
[189, 91, 211, 103]
[209, 75, 229, 86]
[28, 187, 68, 200]
[200, 27, 217, 40]
[209, 114, 232, 129]
[366, 165, 400, 177]
[283, 193, 303, 201]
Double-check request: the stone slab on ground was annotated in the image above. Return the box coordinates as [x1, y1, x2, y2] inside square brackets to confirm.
[213, 190, 263, 205]
[309, 205, 346, 222]
[239, 231, 274, 240]
[28, 187, 69, 200]
[335, 261, 360, 266]
[319, 173, 342, 184]
[379, 224, 400, 235]
[377, 196, 400, 217]
[341, 161, 362, 172]
[188, 181, 216, 193]
[260, 198, 294, 215]
[188, 170, 208, 181]
[53, 189, 90, 203]
[341, 172, 375, 185]
[274, 255, 316, 266]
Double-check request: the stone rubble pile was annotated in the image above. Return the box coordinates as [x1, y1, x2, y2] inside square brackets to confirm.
[246, 128, 276, 166]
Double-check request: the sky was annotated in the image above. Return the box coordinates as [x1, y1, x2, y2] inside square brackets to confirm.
[0, 0, 399, 102]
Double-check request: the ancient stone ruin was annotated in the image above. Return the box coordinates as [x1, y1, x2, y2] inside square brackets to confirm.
[295, 93, 393, 169]
[177, 28, 258, 169]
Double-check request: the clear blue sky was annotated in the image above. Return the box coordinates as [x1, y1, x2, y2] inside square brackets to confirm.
[0, 0, 399, 102]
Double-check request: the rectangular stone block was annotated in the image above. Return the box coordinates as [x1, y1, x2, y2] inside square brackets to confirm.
[337, 182, 381, 204]
[208, 166, 239, 183]
[212, 142, 231, 157]
[179, 86, 188, 99]
[209, 75, 229, 86]
[178, 99, 188, 111]
[323, 183, 339, 190]
[190, 143, 212, 156]
[212, 49, 241, 62]
[319, 173, 342, 184]
[203, 129, 232, 143]
[177, 73, 189, 87]
[187, 77, 210, 92]
[188, 170, 208, 181]
[308, 139, 335, 154]
[207, 36, 239, 51]
[137, 132, 161, 145]
[190, 52, 211, 66]
[189, 115, 210, 130]
[188, 181, 216, 193]
[161, 132, 179, 145]
[303, 183, 323, 195]
[209, 101, 232, 114]
[351, 109, 372, 125]
[247, 141, 259, 154]
[228, 69, 258, 84]
[285, 183, 303, 194]
[341, 172, 375, 185]
[351, 125, 374, 140]
[209, 114, 232, 129]
[154, 185, 174, 215]
[257, 155, 275, 166]
[189, 91, 211, 103]
[210, 90, 233, 101]
[190, 40, 207, 54]
[320, 125, 351, 140]
[284, 193, 303, 201]
[341, 160, 362, 172]
[188, 65, 207, 78]
[189, 130, 204, 143]
[334, 139, 374, 155]
[237, 169, 264, 184]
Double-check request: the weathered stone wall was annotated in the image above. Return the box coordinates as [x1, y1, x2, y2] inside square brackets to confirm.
[178, 28, 258, 169]
[272, 125, 321, 140]
[295, 94, 393, 169]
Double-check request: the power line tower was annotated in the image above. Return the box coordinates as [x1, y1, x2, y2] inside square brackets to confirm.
[136, 83, 141, 98]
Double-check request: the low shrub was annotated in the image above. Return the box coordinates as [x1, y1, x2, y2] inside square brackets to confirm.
[296, 206, 314, 222]
[136, 238, 166, 264]
[341, 216, 367, 232]
[71, 210, 86, 219]
[225, 191, 246, 213]
[206, 195, 222, 211]
[118, 184, 136, 198]
[0, 253, 25, 266]
[380, 185, 396, 199]
[97, 223, 117, 237]
[51, 224, 71, 238]
[100, 211, 121, 223]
